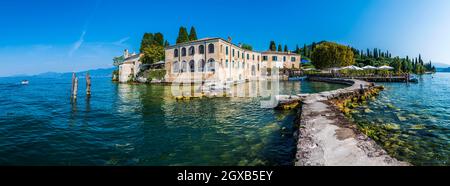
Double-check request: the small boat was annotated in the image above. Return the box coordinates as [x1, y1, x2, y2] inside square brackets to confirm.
[21, 80, 29, 85]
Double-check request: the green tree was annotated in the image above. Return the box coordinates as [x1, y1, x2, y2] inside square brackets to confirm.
[140, 33, 154, 53]
[141, 45, 165, 64]
[277, 44, 282, 52]
[310, 42, 355, 69]
[154, 32, 164, 46]
[284, 45, 288, 52]
[113, 56, 124, 66]
[176, 27, 189, 44]
[241, 44, 253, 51]
[188, 26, 198, 41]
[269, 41, 277, 51]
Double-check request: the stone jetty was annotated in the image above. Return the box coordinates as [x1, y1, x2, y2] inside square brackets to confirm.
[278, 77, 410, 166]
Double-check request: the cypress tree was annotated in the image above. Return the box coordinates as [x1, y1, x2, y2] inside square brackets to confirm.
[269, 41, 277, 51]
[188, 26, 198, 41]
[164, 40, 170, 47]
[278, 44, 282, 52]
[176, 27, 189, 44]
[284, 45, 288, 52]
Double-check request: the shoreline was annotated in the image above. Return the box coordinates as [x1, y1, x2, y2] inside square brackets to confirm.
[294, 77, 410, 166]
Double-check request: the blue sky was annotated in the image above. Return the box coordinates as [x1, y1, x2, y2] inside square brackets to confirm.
[1, 0, 450, 76]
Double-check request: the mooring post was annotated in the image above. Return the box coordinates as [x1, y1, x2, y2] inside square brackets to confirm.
[71, 72, 75, 95]
[86, 72, 91, 97]
[72, 76, 78, 100]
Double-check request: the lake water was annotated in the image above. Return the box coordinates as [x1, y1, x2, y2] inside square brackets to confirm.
[0, 77, 346, 165]
[350, 73, 450, 165]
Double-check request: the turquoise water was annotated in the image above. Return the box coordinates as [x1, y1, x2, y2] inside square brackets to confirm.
[0, 77, 346, 165]
[351, 73, 450, 165]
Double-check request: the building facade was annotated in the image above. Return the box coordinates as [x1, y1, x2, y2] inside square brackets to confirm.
[164, 37, 301, 84]
[118, 49, 142, 83]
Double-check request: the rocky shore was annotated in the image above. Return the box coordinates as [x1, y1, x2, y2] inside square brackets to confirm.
[295, 77, 410, 166]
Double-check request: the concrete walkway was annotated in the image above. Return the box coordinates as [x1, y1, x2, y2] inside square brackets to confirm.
[294, 78, 409, 166]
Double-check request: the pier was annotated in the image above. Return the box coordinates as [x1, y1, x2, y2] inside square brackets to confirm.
[276, 77, 409, 166]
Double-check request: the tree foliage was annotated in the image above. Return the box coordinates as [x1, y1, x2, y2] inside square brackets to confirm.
[277, 44, 282, 52]
[310, 42, 355, 69]
[241, 44, 253, 51]
[189, 26, 198, 41]
[176, 27, 189, 44]
[269, 41, 277, 51]
[141, 45, 165, 64]
[140, 32, 166, 64]
[284, 45, 288, 52]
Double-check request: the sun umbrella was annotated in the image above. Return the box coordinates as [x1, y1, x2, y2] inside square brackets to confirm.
[378, 65, 394, 70]
[362, 65, 377, 70]
[341, 65, 363, 70]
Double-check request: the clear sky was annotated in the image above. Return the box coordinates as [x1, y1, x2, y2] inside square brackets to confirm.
[1, 0, 449, 76]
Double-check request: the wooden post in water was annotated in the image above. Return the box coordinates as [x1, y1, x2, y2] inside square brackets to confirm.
[71, 72, 75, 95]
[86, 72, 91, 97]
[71, 73, 78, 100]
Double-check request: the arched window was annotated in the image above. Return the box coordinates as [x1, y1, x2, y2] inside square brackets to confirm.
[198, 59, 206, 72]
[199, 45, 205, 54]
[208, 44, 214, 53]
[189, 60, 195, 72]
[189, 46, 195, 56]
[173, 61, 179, 73]
[181, 61, 187, 73]
[181, 47, 186, 56]
[283, 56, 286, 62]
[207, 58, 215, 72]
[174, 49, 179, 58]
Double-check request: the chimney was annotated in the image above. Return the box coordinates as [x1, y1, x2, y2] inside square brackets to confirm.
[124, 49, 129, 58]
[227, 36, 232, 43]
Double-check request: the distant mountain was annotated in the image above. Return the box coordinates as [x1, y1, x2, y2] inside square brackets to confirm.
[433, 62, 450, 68]
[436, 67, 450, 72]
[34, 67, 116, 78]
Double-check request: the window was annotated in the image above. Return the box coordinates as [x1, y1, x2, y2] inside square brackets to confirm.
[174, 49, 179, 58]
[208, 59, 215, 72]
[291, 57, 296, 62]
[232, 49, 235, 57]
[181, 47, 186, 56]
[173, 61, 179, 73]
[257, 63, 260, 71]
[198, 59, 205, 72]
[252, 55, 255, 60]
[283, 56, 286, 62]
[226, 46, 229, 55]
[199, 45, 205, 54]
[189, 46, 195, 56]
[181, 61, 187, 72]
[262, 56, 268, 61]
[242, 53, 244, 59]
[247, 54, 250, 60]
[189, 60, 195, 72]
[272, 56, 278, 61]
[238, 51, 240, 58]
[257, 56, 260, 62]
[208, 44, 214, 53]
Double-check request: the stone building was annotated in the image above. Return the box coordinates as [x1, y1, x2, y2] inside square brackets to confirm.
[164, 37, 301, 84]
